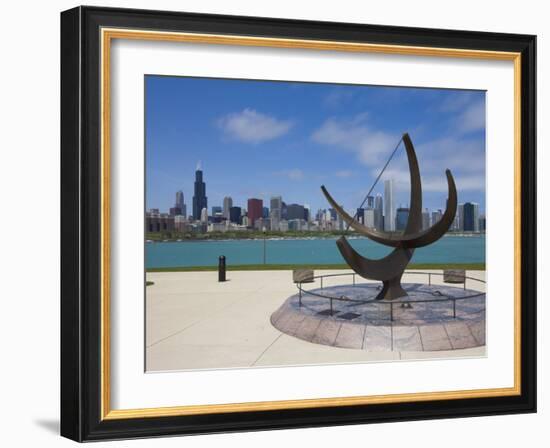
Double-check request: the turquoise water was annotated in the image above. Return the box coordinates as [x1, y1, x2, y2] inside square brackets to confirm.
[145, 235, 485, 268]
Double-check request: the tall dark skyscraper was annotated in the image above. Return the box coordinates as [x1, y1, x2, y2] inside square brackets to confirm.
[287, 203, 306, 220]
[395, 207, 410, 231]
[192, 165, 207, 220]
[479, 214, 486, 231]
[247, 198, 263, 227]
[229, 206, 242, 224]
[281, 201, 288, 220]
[463, 202, 480, 231]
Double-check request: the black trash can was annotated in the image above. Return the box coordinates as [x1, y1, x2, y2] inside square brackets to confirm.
[218, 255, 226, 282]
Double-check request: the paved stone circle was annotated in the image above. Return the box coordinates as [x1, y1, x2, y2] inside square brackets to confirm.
[271, 283, 486, 352]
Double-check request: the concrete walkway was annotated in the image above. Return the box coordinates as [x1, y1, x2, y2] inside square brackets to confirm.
[146, 270, 486, 372]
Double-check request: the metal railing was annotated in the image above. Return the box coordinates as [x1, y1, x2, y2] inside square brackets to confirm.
[297, 271, 485, 321]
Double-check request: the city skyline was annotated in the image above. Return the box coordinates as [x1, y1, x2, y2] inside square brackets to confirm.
[146, 76, 486, 214]
[146, 165, 484, 235]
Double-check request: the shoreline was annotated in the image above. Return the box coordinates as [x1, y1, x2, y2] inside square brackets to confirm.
[146, 233, 486, 244]
[146, 263, 486, 272]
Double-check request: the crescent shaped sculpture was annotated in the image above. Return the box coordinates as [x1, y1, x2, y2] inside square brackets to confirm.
[321, 133, 457, 300]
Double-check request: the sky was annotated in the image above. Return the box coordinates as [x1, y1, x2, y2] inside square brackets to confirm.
[145, 75, 486, 215]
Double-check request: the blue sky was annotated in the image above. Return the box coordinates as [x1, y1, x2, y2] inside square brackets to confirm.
[145, 76, 486, 215]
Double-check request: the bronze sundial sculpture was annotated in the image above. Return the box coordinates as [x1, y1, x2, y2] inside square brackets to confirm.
[321, 133, 457, 301]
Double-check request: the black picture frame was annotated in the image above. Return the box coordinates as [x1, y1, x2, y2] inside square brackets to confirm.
[61, 5, 536, 442]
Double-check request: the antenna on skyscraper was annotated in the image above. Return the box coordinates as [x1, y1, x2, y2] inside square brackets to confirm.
[196, 160, 202, 171]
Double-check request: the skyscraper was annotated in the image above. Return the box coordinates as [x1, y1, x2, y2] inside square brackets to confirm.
[304, 204, 311, 222]
[356, 208, 365, 225]
[364, 209, 375, 228]
[223, 196, 233, 220]
[270, 196, 282, 230]
[395, 207, 410, 231]
[287, 203, 306, 220]
[281, 201, 288, 220]
[421, 208, 430, 230]
[176, 190, 184, 211]
[366, 195, 374, 209]
[463, 202, 480, 231]
[200, 207, 208, 223]
[192, 164, 207, 220]
[479, 214, 486, 232]
[384, 179, 395, 231]
[457, 203, 465, 231]
[315, 209, 324, 222]
[336, 209, 344, 230]
[431, 210, 443, 226]
[374, 194, 384, 230]
[170, 190, 186, 216]
[270, 196, 282, 221]
[229, 206, 242, 224]
[247, 198, 263, 227]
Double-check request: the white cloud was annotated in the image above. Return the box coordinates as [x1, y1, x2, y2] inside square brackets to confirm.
[369, 133, 486, 195]
[274, 168, 304, 181]
[438, 93, 486, 135]
[323, 89, 355, 107]
[419, 174, 484, 193]
[335, 170, 354, 178]
[456, 100, 486, 134]
[217, 108, 293, 144]
[416, 137, 486, 174]
[311, 114, 398, 167]
[311, 109, 486, 196]
[377, 168, 484, 194]
[439, 92, 476, 112]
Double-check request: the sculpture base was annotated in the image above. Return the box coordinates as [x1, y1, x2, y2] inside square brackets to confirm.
[375, 276, 408, 301]
[271, 283, 485, 352]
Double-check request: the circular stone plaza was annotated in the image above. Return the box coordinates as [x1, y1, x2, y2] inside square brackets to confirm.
[271, 273, 485, 353]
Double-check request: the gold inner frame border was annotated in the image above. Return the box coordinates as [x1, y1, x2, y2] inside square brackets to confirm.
[99, 27, 522, 421]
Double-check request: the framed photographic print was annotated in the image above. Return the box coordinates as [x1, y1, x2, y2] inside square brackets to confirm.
[60, 6, 536, 442]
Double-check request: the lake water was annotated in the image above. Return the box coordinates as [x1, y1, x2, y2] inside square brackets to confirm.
[145, 235, 485, 268]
